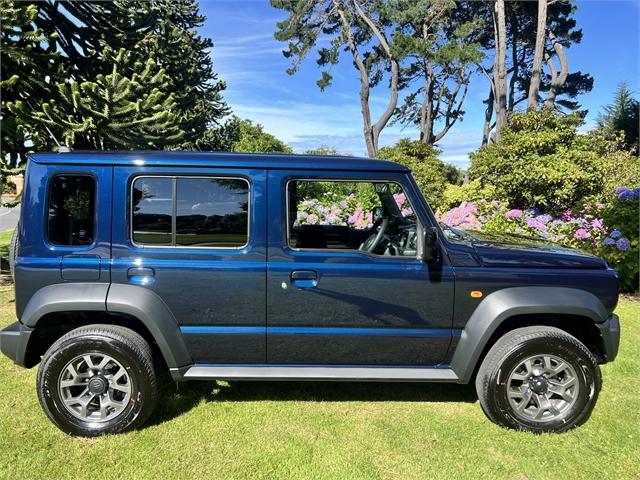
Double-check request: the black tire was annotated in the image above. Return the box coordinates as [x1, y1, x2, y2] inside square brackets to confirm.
[475, 326, 601, 433]
[9, 225, 19, 281]
[37, 324, 158, 437]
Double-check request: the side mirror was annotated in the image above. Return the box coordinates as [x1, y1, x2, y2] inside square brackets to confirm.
[419, 226, 439, 262]
[372, 206, 384, 221]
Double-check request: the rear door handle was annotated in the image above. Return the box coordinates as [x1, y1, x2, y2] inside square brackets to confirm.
[127, 267, 155, 285]
[290, 270, 318, 288]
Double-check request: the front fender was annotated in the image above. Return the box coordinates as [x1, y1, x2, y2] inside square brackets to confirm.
[450, 286, 609, 383]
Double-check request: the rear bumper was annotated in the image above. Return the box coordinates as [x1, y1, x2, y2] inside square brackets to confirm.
[0, 321, 32, 367]
[596, 314, 620, 362]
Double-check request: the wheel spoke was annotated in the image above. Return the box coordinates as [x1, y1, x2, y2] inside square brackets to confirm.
[58, 353, 133, 422]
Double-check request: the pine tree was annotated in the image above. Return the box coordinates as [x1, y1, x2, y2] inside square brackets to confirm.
[597, 83, 640, 154]
[8, 48, 185, 149]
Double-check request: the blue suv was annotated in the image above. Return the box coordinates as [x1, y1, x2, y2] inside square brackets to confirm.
[0, 152, 620, 436]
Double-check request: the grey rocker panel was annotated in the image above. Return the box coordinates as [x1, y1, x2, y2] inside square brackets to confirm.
[106, 283, 192, 369]
[450, 286, 609, 383]
[182, 364, 460, 382]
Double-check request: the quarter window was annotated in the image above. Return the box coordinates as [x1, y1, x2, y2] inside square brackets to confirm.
[132, 176, 249, 248]
[48, 175, 96, 246]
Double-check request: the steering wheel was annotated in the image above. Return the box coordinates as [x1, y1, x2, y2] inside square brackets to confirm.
[359, 217, 389, 253]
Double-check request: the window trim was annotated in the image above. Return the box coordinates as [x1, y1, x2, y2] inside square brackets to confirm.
[129, 175, 251, 250]
[45, 173, 98, 249]
[285, 177, 420, 258]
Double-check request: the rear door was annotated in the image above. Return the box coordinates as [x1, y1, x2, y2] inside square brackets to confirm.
[266, 170, 455, 366]
[110, 166, 267, 364]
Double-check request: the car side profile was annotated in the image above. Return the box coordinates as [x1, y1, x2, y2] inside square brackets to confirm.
[0, 151, 620, 436]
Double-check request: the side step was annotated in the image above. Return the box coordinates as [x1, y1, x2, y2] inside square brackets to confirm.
[178, 364, 460, 382]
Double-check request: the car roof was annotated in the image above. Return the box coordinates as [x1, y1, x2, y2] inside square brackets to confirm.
[30, 151, 408, 172]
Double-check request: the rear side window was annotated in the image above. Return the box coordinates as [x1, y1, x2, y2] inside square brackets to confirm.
[131, 176, 249, 248]
[48, 175, 96, 246]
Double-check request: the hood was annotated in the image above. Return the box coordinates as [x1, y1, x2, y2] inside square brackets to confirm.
[448, 228, 608, 269]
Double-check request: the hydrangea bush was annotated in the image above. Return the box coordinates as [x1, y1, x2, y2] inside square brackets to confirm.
[437, 187, 639, 292]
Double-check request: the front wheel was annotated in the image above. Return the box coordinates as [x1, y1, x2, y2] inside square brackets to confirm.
[475, 326, 601, 433]
[37, 324, 158, 436]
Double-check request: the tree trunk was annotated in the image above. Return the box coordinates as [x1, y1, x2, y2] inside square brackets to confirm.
[508, 11, 519, 112]
[528, 0, 548, 110]
[493, 0, 508, 142]
[419, 62, 435, 143]
[543, 31, 569, 109]
[482, 86, 494, 146]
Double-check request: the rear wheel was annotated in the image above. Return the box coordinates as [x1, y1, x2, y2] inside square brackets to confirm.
[475, 326, 601, 433]
[37, 324, 158, 436]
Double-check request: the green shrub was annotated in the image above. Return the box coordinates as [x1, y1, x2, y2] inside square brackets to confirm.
[469, 110, 640, 213]
[441, 179, 504, 211]
[377, 139, 448, 210]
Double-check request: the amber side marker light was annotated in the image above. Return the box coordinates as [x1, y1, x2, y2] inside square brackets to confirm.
[470, 291, 483, 298]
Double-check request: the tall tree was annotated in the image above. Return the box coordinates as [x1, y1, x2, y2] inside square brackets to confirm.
[8, 48, 184, 149]
[527, 0, 548, 109]
[390, 0, 483, 143]
[272, 0, 400, 157]
[1, 0, 228, 162]
[597, 83, 640, 154]
[478, 0, 592, 143]
[492, 0, 508, 142]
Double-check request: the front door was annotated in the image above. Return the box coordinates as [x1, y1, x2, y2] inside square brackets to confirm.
[111, 166, 267, 364]
[266, 170, 454, 366]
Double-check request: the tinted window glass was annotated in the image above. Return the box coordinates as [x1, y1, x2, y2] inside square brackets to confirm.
[132, 177, 173, 245]
[48, 175, 96, 246]
[176, 178, 249, 247]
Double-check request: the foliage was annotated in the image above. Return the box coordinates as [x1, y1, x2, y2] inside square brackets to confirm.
[597, 82, 639, 155]
[1, 0, 227, 162]
[8, 48, 184, 149]
[438, 187, 639, 292]
[377, 139, 448, 209]
[441, 179, 503, 211]
[304, 146, 342, 156]
[230, 118, 292, 154]
[469, 110, 640, 212]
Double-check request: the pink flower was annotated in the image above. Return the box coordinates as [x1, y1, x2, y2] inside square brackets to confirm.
[393, 193, 407, 210]
[505, 209, 523, 219]
[591, 218, 604, 230]
[562, 209, 574, 220]
[574, 228, 590, 240]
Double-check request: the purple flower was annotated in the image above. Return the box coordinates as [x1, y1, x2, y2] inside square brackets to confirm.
[505, 209, 523, 219]
[610, 230, 622, 239]
[574, 228, 590, 240]
[616, 238, 631, 251]
[526, 218, 547, 232]
[615, 187, 635, 202]
[591, 218, 604, 229]
[536, 214, 553, 224]
[603, 237, 616, 246]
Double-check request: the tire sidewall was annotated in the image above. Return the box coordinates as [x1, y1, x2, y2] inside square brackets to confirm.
[488, 336, 600, 433]
[38, 334, 153, 436]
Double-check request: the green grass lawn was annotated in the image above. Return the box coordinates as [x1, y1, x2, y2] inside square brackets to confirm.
[0, 229, 13, 266]
[0, 286, 638, 479]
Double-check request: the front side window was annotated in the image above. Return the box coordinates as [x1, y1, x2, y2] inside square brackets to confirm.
[48, 175, 96, 246]
[132, 176, 249, 248]
[288, 180, 417, 256]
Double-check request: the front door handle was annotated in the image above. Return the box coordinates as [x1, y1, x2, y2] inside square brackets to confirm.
[290, 270, 318, 288]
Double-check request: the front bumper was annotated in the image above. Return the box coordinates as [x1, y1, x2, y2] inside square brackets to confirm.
[596, 314, 620, 362]
[0, 321, 33, 367]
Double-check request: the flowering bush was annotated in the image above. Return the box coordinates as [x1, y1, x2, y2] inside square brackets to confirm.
[437, 187, 639, 292]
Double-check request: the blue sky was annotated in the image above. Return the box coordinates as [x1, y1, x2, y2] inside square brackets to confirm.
[200, 0, 640, 168]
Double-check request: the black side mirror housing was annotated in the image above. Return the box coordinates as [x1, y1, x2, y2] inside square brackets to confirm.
[419, 226, 439, 262]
